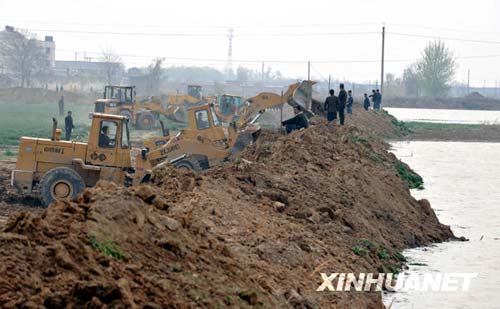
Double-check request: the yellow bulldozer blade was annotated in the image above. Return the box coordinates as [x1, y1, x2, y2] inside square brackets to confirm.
[288, 80, 316, 117]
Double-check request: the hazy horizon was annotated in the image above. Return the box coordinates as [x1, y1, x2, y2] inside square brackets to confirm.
[1, 0, 499, 86]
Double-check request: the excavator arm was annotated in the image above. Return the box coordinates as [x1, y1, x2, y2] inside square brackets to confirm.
[231, 80, 316, 130]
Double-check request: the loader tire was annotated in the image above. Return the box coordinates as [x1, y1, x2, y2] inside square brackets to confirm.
[39, 167, 85, 207]
[119, 110, 132, 119]
[173, 158, 202, 172]
[136, 112, 155, 130]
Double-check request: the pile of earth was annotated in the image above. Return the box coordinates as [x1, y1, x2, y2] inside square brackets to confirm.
[0, 118, 453, 307]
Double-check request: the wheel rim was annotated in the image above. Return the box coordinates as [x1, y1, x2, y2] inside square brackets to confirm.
[51, 180, 73, 199]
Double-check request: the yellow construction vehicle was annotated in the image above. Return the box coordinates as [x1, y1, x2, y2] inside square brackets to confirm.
[94, 85, 215, 128]
[12, 81, 314, 206]
[94, 85, 160, 130]
[213, 94, 244, 123]
[12, 114, 133, 206]
[134, 81, 315, 180]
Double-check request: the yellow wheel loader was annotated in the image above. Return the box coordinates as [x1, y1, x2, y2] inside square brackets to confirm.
[12, 81, 315, 206]
[94, 85, 159, 130]
[12, 114, 133, 206]
[214, 94, 244, 123]
[94, 85, 215, 128]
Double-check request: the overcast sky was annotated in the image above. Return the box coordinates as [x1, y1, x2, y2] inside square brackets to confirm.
[1, 0, 499, 86]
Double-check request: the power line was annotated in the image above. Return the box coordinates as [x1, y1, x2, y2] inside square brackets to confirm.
[25, 28, 379, 38]
[0, 18, 382, 29]
[57, 48, 500, 64]
[388, 23, 500, 36]
[388, 32, 500, 45]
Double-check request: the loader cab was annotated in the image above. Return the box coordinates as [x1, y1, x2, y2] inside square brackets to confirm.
[187, 104, 226, 142]
[104, 86, 135, 104]
[94, 86, 135, 114]
[187, 85, 202, 100]
[217, 94, 243, 116]
[86, 113, 132, 168]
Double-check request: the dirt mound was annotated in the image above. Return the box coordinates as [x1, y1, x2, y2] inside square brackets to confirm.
[0, 119, 453, 307]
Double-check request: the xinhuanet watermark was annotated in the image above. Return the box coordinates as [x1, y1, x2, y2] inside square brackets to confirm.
[316, 272, 477, 292]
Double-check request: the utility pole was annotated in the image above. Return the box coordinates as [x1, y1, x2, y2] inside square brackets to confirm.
[328, 74, 331, 91]
[261, 61, 265, 81]
[467, 69, 470, 94]
[74, 52, 77, 62]
[307, 61, 311, 80]
[380, 26, 385, 94]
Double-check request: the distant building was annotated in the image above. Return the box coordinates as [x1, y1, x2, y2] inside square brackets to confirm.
[0, 25, 56, 69]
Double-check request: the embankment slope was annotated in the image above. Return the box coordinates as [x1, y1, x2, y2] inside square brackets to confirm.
[0, 112, 452, 307]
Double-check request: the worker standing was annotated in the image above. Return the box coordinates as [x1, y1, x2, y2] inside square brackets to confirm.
[347, 90, 353, 115]
[375, 89, 382, 110]
[363, 93, 370, 110]
[58, 95, 64, 116]
[324, 89, 338, 122]
[64, 111, 74, 141]
[337, 84, 347, 125]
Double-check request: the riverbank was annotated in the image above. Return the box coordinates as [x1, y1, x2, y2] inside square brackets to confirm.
[0, 110, 453, 307]
[402, 122, 500, 142]
[384, 95, 500, 111]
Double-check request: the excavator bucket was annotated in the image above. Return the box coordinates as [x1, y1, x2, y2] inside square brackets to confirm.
[287, 80, 316, 118]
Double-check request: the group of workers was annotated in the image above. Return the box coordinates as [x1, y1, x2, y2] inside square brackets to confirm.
[325, 85, 383, 125]
[324, 83, 353, 125]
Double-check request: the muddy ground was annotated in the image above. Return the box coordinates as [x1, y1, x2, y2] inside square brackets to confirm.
[0, 107, 454, 307]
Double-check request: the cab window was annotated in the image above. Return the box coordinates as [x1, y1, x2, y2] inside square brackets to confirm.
[99, 121, 118, 148]
[121, 119, 130, 149]
[210, 105, 221, 126]
[195, 110, 210, 130]
[124, 88, 133, 103]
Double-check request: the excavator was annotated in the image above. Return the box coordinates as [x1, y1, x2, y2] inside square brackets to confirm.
[12, 81, 314, 206]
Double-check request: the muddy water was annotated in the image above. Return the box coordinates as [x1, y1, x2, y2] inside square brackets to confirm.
[384, 107, 500, 124]
[384, 141, 500, 308]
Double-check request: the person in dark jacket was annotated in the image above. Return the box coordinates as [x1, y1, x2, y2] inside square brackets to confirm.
[375, 89, 382, 110]
[346, 90, 353, 115]
[337, 84, 347, 125]
[363, 93, 370, 110]
[324, 89, 338, 122]
[58, 95, 64, 116]
[282, 106, 309, 134]
[64, 111, 74, 141]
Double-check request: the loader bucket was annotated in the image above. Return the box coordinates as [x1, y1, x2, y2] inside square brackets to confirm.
[288, 80, 316, 118]
[231, 127, 261, 156]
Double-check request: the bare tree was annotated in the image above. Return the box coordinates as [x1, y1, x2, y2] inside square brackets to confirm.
[146, 58, 164, 95]
[0, 29, 49, 87]
[100, 49, 124, 85]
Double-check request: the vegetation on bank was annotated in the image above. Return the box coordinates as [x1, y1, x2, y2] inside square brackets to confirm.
[394, 160, 424, 190]
[403, 121, 485, 130]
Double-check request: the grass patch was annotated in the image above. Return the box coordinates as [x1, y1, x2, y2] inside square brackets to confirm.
[352, 245, 367, 256]
[394, 250, 407, 262]
[89, 234, 127, 261]
[378, 249, 389, 260]
[404, 121, 484, 130]
[3, 150, 16, 157]
[351, 135, 370, 146]
[394, 160, 424, 190]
